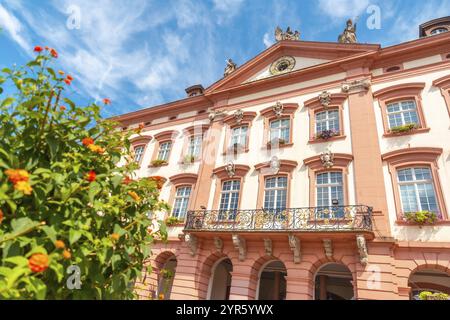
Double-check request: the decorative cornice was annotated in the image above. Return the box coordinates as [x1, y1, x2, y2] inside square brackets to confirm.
[222, 111, 257, 126]
[213, 164, 251, 180]
[381, 147, 443, 164]
[129, 135, 152, 145]
[373, 82, 426, 99]
[304, 153, 353, 170]
[169, 173, 199, 185]
[304, 93, 347, 110]
[260, 102, 299, 118]
[254, 159, 298, 173]
[154, 130, 179, 142]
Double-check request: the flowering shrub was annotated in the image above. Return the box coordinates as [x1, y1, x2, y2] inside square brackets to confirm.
[404, 211, 438, 225]
[0, 47, 168, 299]
[315, 130, 339, 140]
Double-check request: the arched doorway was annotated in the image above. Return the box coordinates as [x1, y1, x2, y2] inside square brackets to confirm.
[208, 258, 233, 300]
[409, 268, 450, 300]
[314, 263, 354, 300]
[157, 255, 177, 300]
[257, 260, 287, 300]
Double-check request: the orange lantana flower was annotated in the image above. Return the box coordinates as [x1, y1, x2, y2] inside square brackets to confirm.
[87, 144, 105, 154]
[103, 98, 111, 105]
[50, 48, 58, 58]
[63, 249, 71, 260]
[58, 70, 65, 76]
[82, 137, 94, 146]
[34, 46, 43, 53]
[111, 233, 120, 241]
[5, 169, 29, 184]
[15, 181, 33, 195]
[28, 253, 49, 273]
[54, 240, 65, 249]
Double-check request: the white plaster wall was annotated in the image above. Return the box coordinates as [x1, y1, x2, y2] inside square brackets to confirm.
[403, 55, 442, 70]
[373, 68, 450, 242]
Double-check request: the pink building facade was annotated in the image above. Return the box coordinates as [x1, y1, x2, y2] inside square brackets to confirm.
[114, 18, 450, 300]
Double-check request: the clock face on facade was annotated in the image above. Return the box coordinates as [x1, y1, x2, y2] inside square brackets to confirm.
[269, 56, 296, 75]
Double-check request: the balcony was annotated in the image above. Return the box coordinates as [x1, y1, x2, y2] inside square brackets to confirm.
[184, 205, 373, 233]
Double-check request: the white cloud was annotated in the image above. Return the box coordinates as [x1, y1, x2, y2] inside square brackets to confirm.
[263, 32, 273, 48]
[318, 0, 369, 19]
[0, 4, 31, 52]
[212, 0, 245, 24]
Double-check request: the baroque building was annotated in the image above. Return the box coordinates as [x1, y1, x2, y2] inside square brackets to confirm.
[113, 17, 450, 300]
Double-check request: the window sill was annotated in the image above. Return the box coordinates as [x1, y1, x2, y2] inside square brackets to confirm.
[383, 128, 430, 138]
[395, 219, 450, 226]
[265, 142, 294, 150]
[222, 148, 249, 156]
[308, 135, 346, 144]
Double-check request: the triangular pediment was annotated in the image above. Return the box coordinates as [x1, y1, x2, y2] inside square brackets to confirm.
[206, 40, 380, 94]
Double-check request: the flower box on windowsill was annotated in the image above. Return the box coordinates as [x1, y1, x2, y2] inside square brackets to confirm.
[315, 130, 339, 141]
[383, 127, 430, 138]
[164, 216, 184, 227]
[390, 123, 418, 134]
[403, 211, 438, 226]
[149, 159, 168, 167]
[182, 155, 196, 164]
[417, 291, 450, 300]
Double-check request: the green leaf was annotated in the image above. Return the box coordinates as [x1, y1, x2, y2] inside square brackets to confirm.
[4, 256, 28, 267]
[1, 97, 14, 107]
[26, 277, 47, 300]
[41, 226, 57, 243]
[69, 229, 82, 245]
[88, 181, 101, 203]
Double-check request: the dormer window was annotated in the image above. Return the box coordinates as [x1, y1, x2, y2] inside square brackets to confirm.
[431, 27, 448, 35]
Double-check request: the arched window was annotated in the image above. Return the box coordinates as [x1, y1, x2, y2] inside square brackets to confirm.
[259, 103, 299, 149]
[168, 173, 198, 221]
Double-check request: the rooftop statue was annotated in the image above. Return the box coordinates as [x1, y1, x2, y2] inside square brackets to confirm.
[338, 19, 358, 44]
[275, 26, 300, 41]
[224, 58, 237, 77]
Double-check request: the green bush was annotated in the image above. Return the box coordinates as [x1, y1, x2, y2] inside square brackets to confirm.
[390, 123, 417, 134]
[0, 46, 168, 299]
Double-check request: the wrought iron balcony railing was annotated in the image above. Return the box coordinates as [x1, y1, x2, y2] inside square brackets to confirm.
[184, 205, 373, 232]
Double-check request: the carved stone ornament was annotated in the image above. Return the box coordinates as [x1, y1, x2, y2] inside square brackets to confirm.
[225, 161, 236, 178]
[224, 58, 237, 77]
[341, 78, 371, 93]
[232, 234, 247, 261]
[272, 101, 284, 118]
[275, 26, 300, 41]
[185, 233, 198, 256]
[264, 238, 273, 256]
[356, 234, 369, 265]
[288, 234, 301, 264]
[320, 149, 334, 169]
[323, 239, 333, 258]
[234, 109, 244, 124]
[214, 237, 223, 252]
[209, 110, 227, 122]
[270, 156, 281, 174]
[319, 91, 332, 108]
[269, 56, 296, 76]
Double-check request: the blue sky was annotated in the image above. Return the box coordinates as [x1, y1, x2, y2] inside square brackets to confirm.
[1, 0, 449, 118]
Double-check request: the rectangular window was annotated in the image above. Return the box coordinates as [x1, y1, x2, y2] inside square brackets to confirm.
[316, 172, 344, 218]
[269, 118, 290, 143]
[134, 145, 145, 163]
[387, 100, 419, 129]
[157, 141, 172, 161]
[397, 167, 439, 215]
[263, 176, 287, 213]
[188, 135, 202, 158]
[230, 126, 248, 148]
[218, 180, 240, 220]
[172, 186, 192, 219]
[315, 110, 340, 134]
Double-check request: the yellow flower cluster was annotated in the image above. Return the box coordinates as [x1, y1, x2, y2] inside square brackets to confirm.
[5, 169, 33, 195]
[87, 144, 105, 154]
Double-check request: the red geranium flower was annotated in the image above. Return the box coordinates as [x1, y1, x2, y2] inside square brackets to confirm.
[50, 48, 58, 58]
[34, 46, 43, 53]
[103, 98, 111, 105]
[86, 170, 97, 182]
